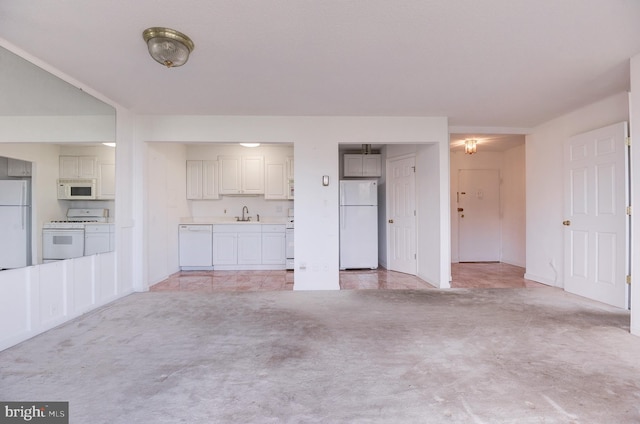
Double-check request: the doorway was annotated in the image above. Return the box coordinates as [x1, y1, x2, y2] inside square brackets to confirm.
[450, 134, 527, 269]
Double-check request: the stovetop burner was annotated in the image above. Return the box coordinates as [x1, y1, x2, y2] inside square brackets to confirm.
[50, 219, 100, 223]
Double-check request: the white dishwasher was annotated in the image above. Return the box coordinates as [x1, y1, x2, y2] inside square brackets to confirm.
[179, 224, 213, 270]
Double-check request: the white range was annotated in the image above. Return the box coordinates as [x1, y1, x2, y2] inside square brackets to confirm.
[43, 208, 114, 262]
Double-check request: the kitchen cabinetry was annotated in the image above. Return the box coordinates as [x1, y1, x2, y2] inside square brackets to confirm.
[7, 158, 32, 177]
[212, 231, 237, 265]
[218, 155, 264, 195]
[59, 155, 97, 179]
[238, 232, 262, 264]
[213, 224, 261, 266]
[85, 224, 115, 255]
[264, 157, 294, 200]
[212, 223, 285, 269]
[264, 160, 287, 200]
[287, 156, 294, 200]
[262, 225, 286, 265]
[343, 154, 382, 177]
[186, 160, 219, 200]
[97, 162, 115, 199]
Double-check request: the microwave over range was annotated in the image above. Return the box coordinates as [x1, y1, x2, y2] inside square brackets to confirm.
[57, 179, 97, 200]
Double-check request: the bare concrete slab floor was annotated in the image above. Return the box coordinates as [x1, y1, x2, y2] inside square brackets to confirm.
[1, 287, 639, 423]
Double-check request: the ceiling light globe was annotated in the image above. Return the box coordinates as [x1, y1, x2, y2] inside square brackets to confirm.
[143, 27, 194, 68]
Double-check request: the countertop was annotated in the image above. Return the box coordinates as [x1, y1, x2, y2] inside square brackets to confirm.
[180, 217, 287, 225]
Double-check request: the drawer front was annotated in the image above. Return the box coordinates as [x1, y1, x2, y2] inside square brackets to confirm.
[262, 224, 285, 233]
[213, 224, 261, 233]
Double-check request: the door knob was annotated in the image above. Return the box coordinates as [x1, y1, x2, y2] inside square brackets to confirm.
[563, 220, 571, 226]
[388, 219, 394, 223]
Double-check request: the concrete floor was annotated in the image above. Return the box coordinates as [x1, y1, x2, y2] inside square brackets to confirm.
[1, 281, 640, 423]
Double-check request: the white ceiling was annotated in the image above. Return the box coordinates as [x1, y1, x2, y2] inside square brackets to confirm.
[0, 1, 639, 131]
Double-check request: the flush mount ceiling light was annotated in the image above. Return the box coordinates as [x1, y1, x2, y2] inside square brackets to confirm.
[142, 27, 195, 68]
[240, 143, 261, 148]
[464, 139, 478, 155]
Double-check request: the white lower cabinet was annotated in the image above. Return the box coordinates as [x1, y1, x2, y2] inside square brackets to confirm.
[212, 232, 237, 265]
[237, 232, 262, 264]
[211, 224, 286, 270]
[262, 232, 286, 265]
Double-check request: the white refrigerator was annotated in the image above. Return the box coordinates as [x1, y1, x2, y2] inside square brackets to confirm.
[339, 179, 378, 270]
[0, 180, 31, 269]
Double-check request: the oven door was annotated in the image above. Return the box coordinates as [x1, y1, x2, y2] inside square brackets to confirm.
[42, 229, 85, 260]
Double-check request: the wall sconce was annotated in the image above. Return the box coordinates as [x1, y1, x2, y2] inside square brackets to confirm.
[464, 139, 477, 155]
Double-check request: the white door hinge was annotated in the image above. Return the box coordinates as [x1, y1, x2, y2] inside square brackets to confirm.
[627, 206, 632, 216]
[627, 275, 631, 285]
[625, 137, 631, 146]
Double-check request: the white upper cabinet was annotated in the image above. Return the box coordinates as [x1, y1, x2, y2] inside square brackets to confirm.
[286, 156, 294, 200]
[241, 156, 265, 194]
[202, 160, 219, 199]
[59, 155, 98, 179]
[219, 155, 264, 195]
[97, 162, 115, 199]
[186, 160, 219, 200]
[186, 160, 203, 199]
[264, 160, 287, 200]
[343, 154, 381, 177]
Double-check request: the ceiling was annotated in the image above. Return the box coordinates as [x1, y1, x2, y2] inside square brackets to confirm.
[0, 1, 640, 132]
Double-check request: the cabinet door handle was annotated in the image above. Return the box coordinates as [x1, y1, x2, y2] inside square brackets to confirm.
[388, 219, 394, 224]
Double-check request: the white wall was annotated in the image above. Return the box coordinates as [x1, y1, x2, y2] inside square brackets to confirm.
[145, 143, 189, 285]
[135, 116, 450, 290]
[630, 55, 640, 335]
[525, 92, 629, 287]
[502, 144, 526, 266]
[450, 145, 526, 267]
[0, 115, 115, 143]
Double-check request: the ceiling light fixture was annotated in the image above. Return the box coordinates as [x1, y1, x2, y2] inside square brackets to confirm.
[240, 143, 261, 148]
[142, 27, 195, 68]
[464, 139, 477, 155]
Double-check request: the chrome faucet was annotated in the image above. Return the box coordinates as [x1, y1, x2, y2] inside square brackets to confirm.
[241, 206, 249, 221]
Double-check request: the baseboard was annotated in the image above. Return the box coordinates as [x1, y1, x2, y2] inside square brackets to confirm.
[524, 272, 558, 287]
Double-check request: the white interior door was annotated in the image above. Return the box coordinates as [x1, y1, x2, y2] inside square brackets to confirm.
[458, 169, 501, 262]
[387, 156, 416, 274]
[564, 122, 628, 308]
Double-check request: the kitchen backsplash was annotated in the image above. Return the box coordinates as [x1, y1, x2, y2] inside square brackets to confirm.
[189, 196, 292, 220]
